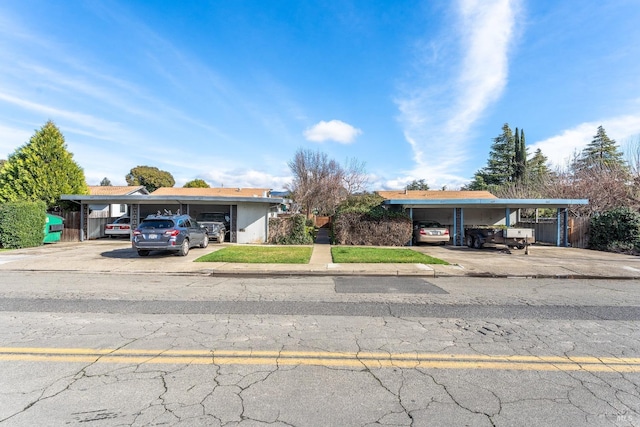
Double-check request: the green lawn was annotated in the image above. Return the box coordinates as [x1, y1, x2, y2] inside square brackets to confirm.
[195, 245, 449, 265]
[195, 246, 313, 264]
[331, 247, 449, 264]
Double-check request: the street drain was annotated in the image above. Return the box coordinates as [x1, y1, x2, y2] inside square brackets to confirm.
[334, 277, 448, 294]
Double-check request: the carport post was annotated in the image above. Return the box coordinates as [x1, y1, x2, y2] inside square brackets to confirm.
[452, 208, 457, 246]
[409, 207, 414, 246]
[563, 208, 569, 247]
[80, 203, 85, 242]
[460, 207, 464, 246]
[505, 207, 511, 227]
[556, 208, 562, 247]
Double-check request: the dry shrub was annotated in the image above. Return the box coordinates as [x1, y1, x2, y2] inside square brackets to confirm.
[268, 215, 313, 245]
[333, 212, 411, 246]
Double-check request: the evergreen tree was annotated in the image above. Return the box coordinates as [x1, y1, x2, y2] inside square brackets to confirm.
[184, 178, 210, 188]
[0, 121, 88, 208]
[573, 126, 627, 172]
[513, 128, 528, 181]
[483, 123, 516, 185]
[527, 148, 551, 181]
[100, 177, 112, 186]
[125, 166, 175, 193]
[405, 179, 430, 191]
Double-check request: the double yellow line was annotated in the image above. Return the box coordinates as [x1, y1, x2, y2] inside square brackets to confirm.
[1, 347, 639, 372]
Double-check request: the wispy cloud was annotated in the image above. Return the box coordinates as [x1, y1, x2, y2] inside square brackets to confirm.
[529, 114, 640, 168]
[396, 0, 520, 186]
[304, 120, 362, 144]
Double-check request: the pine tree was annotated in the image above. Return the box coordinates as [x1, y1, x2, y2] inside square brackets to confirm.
[100, 177, 112, 186]
[0, 121, 88, 207]
[527, 148, 551, 181]
[573, 126, 627, 172]
[484, 123, 516, 185]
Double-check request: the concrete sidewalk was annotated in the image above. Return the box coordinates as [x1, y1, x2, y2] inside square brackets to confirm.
[1, 238, 639, 278]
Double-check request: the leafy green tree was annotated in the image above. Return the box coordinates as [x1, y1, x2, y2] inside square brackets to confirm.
[125, 166, 175, 193]
[573, 126, 628, 172]
[405, 179, 430, 191]
[0, 121, 88, 208]
[0, 159, 5, 170]
[100, 177, 112, 186]
[336, 192, 384, 214]
[184, 179, 210, 188]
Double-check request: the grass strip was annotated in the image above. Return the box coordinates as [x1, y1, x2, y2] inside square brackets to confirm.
[195, 246, 312, 264]
[331, 247, 449, 264]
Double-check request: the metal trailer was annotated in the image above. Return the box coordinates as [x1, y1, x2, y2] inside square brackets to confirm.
[464, 227, 535, 250]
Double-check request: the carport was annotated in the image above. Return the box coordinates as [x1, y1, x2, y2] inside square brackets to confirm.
[378, 191, 588, 247]
[61, 188, 284, 244]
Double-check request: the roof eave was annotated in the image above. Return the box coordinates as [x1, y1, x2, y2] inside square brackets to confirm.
[383, 198, 590, 209]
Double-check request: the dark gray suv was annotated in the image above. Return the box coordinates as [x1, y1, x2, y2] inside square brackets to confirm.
[132, 214, 208, 257]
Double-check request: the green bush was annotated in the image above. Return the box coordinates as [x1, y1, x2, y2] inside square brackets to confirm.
[0, 201, 47, 249]
[268, 214, 314, 245]
[589, 207, 640, 253]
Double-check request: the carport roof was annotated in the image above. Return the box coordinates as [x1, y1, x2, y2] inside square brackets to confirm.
[151, 187, 272, 197]
[382, 197, 589, 209]
[61, 187, 284, 205]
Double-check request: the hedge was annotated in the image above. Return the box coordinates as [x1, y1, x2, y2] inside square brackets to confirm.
[268, 214, 314, 245]
[590, 207, 640, 253]
[0, 201, 47, 249]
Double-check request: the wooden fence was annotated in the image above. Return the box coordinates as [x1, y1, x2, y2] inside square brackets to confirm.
[61, 211, 81, 242]
[568, 217, 590, 249]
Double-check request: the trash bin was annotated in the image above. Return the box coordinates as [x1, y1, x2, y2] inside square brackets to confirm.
[43, 213, 64, 243]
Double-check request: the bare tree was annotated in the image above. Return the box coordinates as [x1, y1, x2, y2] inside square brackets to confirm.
[543, 163, 635, 217]
[342, 157, 369, 194]
[286, 149, 369, 216]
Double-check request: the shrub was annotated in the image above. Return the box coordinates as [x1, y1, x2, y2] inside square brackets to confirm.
[0, 201, 47, 249]
[589, 207, 640, 253]
[333, 211, 412, 246]
[268, 214, 314, 245]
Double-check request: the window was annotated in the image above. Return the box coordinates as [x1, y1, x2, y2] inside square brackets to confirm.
[119, 204, 126, 213]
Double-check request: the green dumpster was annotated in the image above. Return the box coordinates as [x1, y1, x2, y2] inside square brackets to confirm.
[43, 213, 64, 243]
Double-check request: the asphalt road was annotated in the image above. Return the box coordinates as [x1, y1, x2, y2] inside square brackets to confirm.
[0, 272, 638, 426]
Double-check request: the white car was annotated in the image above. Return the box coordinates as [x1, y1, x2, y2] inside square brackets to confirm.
[413, 220, 450, 245]
[105, 216, 131, 238]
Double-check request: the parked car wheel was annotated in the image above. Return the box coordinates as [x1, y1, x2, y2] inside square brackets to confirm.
[473, 237, 483, 249]
[178, 239, 190, 256]
[218, 231, 225, 243]
[137, 250, 150, 257]
[200, 235, 209, 248]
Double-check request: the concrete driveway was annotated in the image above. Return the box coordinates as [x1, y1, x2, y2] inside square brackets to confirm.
[1, 239, 640, 278]
[416, 243, 640, 278]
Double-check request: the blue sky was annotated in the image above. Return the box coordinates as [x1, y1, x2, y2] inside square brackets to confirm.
[1, 0, 640, 190]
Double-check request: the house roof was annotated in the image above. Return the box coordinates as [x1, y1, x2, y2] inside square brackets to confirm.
[377, 190, 497, 200]
[151, 187, 271, 197]
[88, 186, 148, 196]
[62, 186, 282, 205]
